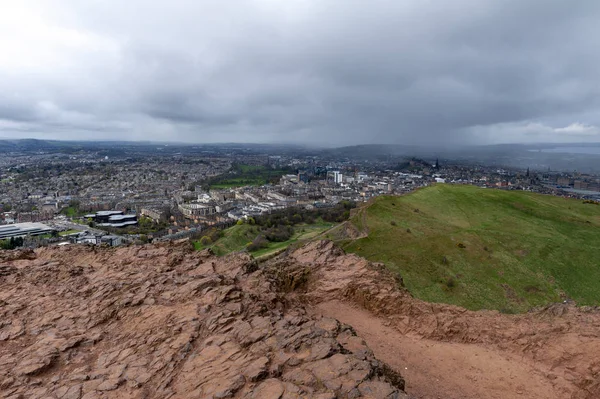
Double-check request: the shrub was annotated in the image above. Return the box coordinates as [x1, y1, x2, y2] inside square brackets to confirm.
[263, 225, 293, 242]
[247, 235, 269, 251]
[200, 236, 212, 246]
[253, 202, 356, 226]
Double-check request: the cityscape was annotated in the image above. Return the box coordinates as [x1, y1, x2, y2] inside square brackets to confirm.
[1, 140, 599, 249]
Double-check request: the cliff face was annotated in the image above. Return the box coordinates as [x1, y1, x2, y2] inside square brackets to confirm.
[1, 241, 599, 399]
[0, 243, 406, 399]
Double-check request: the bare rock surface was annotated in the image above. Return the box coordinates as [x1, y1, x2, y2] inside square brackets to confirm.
[3, 239, 600, 398]
[0, 243, 406, 398]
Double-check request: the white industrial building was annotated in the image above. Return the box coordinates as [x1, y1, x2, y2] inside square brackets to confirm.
[0, 222, 54, 240]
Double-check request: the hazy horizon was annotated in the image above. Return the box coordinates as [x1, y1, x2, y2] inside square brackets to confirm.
[5, 136, 600, 151]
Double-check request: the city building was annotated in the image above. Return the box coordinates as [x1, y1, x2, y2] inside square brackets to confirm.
[298, 171, 309, 183]
[68, 233, 123, 246]
[328, 171, 343, 184]
[178, 203, 217, 219]
[100, 235, 123, 246]
[0, 222, 54, 240]
[84, 211, 138, 227]
[71, 234, 100, 245]
[103, 214, 138, 227]
[141, 208, 165, 222]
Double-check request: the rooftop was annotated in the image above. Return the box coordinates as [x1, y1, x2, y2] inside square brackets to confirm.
[108, 214, 137, 221]
[0, 222, 54, 239]
[96, 211, 124, 216]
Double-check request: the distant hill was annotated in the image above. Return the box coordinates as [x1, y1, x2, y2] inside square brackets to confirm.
[0, 139, 320, 156]
[321, 144, 428, 160]
[336, 184, 600, 312]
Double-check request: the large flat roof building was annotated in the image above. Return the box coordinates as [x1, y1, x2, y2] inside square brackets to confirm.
[0, 222, 54, 240]
[84, 211, 138, 227]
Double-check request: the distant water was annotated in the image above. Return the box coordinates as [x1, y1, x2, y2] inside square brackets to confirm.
[530, 147, 600, 155]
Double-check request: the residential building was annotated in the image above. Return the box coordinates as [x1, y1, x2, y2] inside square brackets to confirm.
[178, 203, 217, 219]
[141, 208, 165, 222]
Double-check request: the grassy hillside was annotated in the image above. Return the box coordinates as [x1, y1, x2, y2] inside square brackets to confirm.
[194, 224, 257, 256]
[342, 185, 600, 312]
[194, 222, 334, 258]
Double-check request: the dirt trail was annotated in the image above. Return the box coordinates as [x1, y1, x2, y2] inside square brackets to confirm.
[274, 240, 600, 399]
[316, 300, 562, 399]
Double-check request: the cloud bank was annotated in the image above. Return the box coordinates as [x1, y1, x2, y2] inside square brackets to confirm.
[1, 0, 600, 145]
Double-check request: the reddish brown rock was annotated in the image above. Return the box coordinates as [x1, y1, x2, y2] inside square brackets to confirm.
[0, 242, 406, 398]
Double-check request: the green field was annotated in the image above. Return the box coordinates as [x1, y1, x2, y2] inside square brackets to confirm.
[341, 185, 600, 312]
[207, 164, 292, 189]
[59, 229, 80, 236]
[194, 222, 334, 258]
[61, 206, 80, 218]
[210, 178, 267, 189]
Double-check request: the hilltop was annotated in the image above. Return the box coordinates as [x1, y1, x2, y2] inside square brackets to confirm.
[337, 184, 600, 312]
[1, 241, 599, 398]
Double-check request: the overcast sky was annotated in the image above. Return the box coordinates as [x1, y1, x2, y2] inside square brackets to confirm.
[2, 0, 600, 146]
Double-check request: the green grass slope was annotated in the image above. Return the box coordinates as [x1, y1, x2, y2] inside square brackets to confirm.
[193, 224, 256, 256]
[342, 185, 600, 312]
[194, 222, 335, 258]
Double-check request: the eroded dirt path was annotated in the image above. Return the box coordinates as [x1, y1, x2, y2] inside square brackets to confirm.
[316, 300, 565, 399]
[280, 240, 599, 399]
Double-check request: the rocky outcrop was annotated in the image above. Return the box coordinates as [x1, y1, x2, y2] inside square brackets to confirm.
[269, 240, 600, 399]
[0, 243, 406, 398]
[3, 239, 599, 398]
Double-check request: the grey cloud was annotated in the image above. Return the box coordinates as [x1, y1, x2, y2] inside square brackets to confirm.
[1, 0, 600, 145]
[0, 101, 40, 123]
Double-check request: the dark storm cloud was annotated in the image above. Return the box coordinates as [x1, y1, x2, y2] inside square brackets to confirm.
[1, 0, 600, 144]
